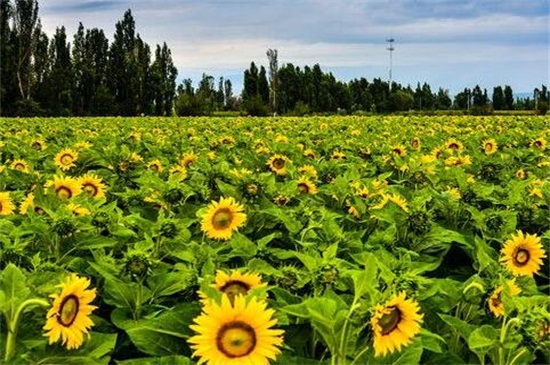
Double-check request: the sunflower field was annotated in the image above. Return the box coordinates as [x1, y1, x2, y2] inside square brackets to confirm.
[0, 115, 549, 365]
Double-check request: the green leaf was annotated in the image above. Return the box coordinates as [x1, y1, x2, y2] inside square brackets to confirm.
[473, 237, 498, 272]
[0, 264, 31, 319]
[439, 314, 476, 341]
[111, 303, 200, 356]
[103, 277, 152, 314]
[116, 356, 192, 365]
[77, 236, 118, 250]
[467, 325, 497, 352]
[147, 272, 192, 299]
[350, 253, 378, 300]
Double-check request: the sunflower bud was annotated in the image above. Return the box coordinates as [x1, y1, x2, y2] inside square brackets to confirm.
[123, 253, 152, 281]
[163, 188, 184, 205]
[52, 217, 76, 237]
[91, 211, 110, 228]
[160, 221, 178, 239]
[407, 211, 431, 236]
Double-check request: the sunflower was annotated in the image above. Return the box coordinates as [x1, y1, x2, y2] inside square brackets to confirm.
[298, 165, 318, 180]
[445, 138, 463, 152]
[147, 159, 163, 173]
[43, 274, 97, 350]
[30, 139, 47, 151]
[0, 192, 15, 215]
[530, 137, 547, 150]
[267, 155, 289, 176]
[79, 174, 106, 199]
[500, 231, 546, 276]
[68, 203, 91, 217]
[10, 159, 30, 173]
[169, 164, 188, 181]
[181, 153, 198, 168]
[297, 176, 317, 195]
[516, 169, 527, 180]
[482, 139, 498, 155]
[303, 148, 316, 159]
[388, 193, 408, 212]
[370, 292, 423, 357]
[348, 205, 360, 218]
[211, 270, 266, 301]
[19, 193, 44, 215]
[54, 149, 78, 171]
[201, 197, 247, 240]
[488, 280, 522, 318]
[48, 176, 82, 200]
[410, 137, 421, 151]
[331, 150, 346, 160]
[188, 294, 284, 365]
[391, 145, 407, 157]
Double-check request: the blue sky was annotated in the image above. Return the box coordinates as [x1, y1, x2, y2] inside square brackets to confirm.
[40, 0, 549, 95]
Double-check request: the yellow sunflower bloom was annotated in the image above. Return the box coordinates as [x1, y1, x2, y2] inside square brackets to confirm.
[371, 292, 423, 357]
[482, 139, 498, 155]
[297, 176, 317, 195]
[391, 144, 407, 157]
[488, 280, 522, 318]
[147, 159, 163, 173]
[500, 231, 546, 276]
[188, 294, 284, 365]
[180, 153, 198, 168]
[530, 137, 547, 150]
[201, 197, 246, 240]
[445, 138, 463, 152]
[10, 159, 30, 173]
[267, 155, 290, 176]
[54, 149, 78, 171]
[67, 203, 91, 216]
[30, 139, 47, 151]
[48, 176, 82, 200]
[0, 192, 16, 215]
[43, 274, 97, 350]
[209, 270, 266, 301]
[79, 173, 106, 199]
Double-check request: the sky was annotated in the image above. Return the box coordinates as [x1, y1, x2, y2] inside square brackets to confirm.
[39, 0, 549, 96]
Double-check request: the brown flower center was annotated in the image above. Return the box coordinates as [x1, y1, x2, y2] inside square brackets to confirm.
[448, 142, 460, 150]
[379, 306, 402, 335]
[514, 248, 530, 266]
[83, 183, 99, 197]
[56, 186, 72, 199]
[272, 158, 285, 169]
[14, 163, 26, 171]
[57, 294, 79, 327]
[212, 209, 233, 230]
[298, 182, 310, 194]
[150, 163, 160, 173]
[219, 280, 251, 298]
[60, 154, 74, 166]
[534, 140, 542, 148]
[216, 321, 257, 358]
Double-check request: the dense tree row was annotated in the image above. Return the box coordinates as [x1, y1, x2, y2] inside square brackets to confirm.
[1, 0, 548, 116]
[0, 0, 176, 116]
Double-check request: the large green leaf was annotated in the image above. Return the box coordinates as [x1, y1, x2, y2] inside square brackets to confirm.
[116, 355, 192, 365]
[0, 264, 31, 320]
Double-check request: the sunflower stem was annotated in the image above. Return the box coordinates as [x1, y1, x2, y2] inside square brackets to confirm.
[5, 298, 49, 362]
[337, 297, 360, 365]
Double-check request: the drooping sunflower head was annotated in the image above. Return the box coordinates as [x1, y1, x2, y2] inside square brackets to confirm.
[79, 173, 106, 199]
[48, 176, 82, 200]
[370, 292, 423, 357]
[67, 203, 91, 217]
[54, 149, 78, 171]
[530, 137, 547, 150]
[482, 139, 498, 155]
[188, 294, 284, 365]
[43, 274, 97, 350]
[297, 176, 317, 195]
[391, 144, 407, 157]
[10, 159, 30, 173]
[212, 270, 266, 301]
[331, 150, 346, 160]
[267, 154, 290, 176]
[147, 159, 163, 173]
[0, 192, 16, 216]
[500, 231, 546, 276]
[180, 153, 198, 168]
[516, 169, 527, 180]
[200, 197, 247, 240]
[488, 280, 522, 318]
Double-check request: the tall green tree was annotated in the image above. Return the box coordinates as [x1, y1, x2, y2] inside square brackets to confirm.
[492, 86, 504, 110]
[503, 85, 514, 110]
[266, 48, 279, 113]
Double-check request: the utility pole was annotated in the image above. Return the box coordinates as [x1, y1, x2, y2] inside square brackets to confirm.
[386, 38, 395, 92]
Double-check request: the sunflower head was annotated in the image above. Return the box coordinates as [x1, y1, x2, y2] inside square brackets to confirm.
[488, 280, 522, 318]
[200, 197, 247, 240]
[188, 294, 284, 365]
[79, 174, 106, 199]
[297, 176, 317, 195]
[10, 159, 30, 173]
[210, 270, 266, 302]
[445, 138, 463, 152]
[391, 144, 407, 157]
[267, 155, 290, 176]
[147, 159, 163, 173]
[43, 274, 97, 350]
[0, 192, 15, 216]
[410, 137, 421, 150]
[180, 153, 198, 168]
[370, 292, 423, 357]
[500, 231, 546, 276]
[530, 137, 547, 150]
[48, 176, 82, 200]
[54, 149, 78, 171]
[482, 139, 498, 155]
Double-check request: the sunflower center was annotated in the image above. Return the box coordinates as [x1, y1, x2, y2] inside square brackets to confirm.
[393, 148, 403, 155]
[272, 158, 285, 169]
[219, 280, 251, 298]
[32, 142, 42, 150]
[14, 163, 26, 171]
[34, 206, 44, 215]
[448, 143, 459, 150]
[56, 186, 73, 199]
[216, 321, 257, 358]
[60, 154, 74, 166]
[298, 182, 310, 194]
[212, 209, 233, 230]
[514, 248, 530, 266]
[83, 183, 99, 197]
[57, 295, 80, 327]
[379, 306, 402, 335]
[534, 140, 542, 147]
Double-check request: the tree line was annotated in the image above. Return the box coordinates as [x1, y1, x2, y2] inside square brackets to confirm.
[1, 0, 548, 117]
[1, 0, 176, 116]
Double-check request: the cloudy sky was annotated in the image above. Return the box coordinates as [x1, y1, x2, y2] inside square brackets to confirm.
[39, 0, 549, 95]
